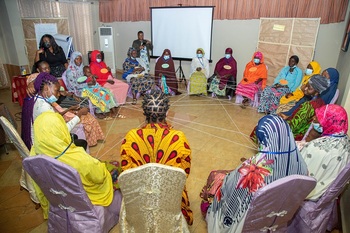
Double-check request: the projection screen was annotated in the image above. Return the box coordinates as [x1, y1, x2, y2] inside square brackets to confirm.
[151, 6, 214, 61]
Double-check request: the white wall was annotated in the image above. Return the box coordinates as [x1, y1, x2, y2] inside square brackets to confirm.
[0, 0, 28, 66]
[97, 18, 346, 85]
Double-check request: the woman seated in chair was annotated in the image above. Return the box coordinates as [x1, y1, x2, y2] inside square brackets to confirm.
[22, 72, 104, 148]
[276, 61, 321, 114]
[320, 68, 339, 104]
[235, 51, 267, 108]
[83, 66, 124, 119]
[300, 104, 350, 200]
[120, 90, 193, 225]
[202, 115, 308, 233]
[30, 112, 120, 219]
[122, 47, 155, 105]
[251, 75, 329, 142]
[188, 48, 210, 96]
[154, 49, 181, 95]
[257, 55, 303, 114]
[34, 34, 68, 77]
[90, 50, 129, 105]
[209, 48, 237, 100]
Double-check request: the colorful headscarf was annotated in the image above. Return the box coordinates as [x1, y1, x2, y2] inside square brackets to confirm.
[254, 51, 263, 60]
[308, 74, 329, 94]
[320, 68, 339, 104]
[197, 48, 205, 55]
[309, 61, 322, 75]
[127, 47, 137, 57]
[315, 104, 348, 135]
[34, 72, 58, 93]
[68, 51, 84, 78]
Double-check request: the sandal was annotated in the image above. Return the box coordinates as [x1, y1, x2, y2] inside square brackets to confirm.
[103, 116, 113, 121]
[114, 113, 126, 119]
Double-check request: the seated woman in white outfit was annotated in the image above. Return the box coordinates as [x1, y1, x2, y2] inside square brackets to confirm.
[188, 48, 210, 96]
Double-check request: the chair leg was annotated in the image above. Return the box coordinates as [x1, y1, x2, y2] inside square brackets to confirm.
[4, 144, 9, 154]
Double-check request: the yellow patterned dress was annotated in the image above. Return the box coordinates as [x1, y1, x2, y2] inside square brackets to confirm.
[120, 123, 193, 225]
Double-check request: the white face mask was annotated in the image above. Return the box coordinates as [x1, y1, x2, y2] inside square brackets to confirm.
[305, 68, 313, 75]
[96, 58, 101, 63]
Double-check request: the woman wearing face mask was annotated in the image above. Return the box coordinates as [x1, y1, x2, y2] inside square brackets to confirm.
[251, 75, 329, 143]
[34, 34, 68, 77]
[90, 50, 129, 106]
[122, 47, 155, 105]
[188, 48, 210, 95]
[300, 104, 350, 200]
[257, 55, 303, 114]
[209, 48, 237, 100]
[235, 51, 267, 108]
[276, 61, 321, 114]
[154, 49, 181, 95]
[21, 72, 89, 150]
[319, 68, 339, 104]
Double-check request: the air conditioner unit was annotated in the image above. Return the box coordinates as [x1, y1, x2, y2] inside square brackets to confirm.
[99, 27, 115, 74]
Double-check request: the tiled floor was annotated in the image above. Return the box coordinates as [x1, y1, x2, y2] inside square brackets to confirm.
[0, 82, 283, 232]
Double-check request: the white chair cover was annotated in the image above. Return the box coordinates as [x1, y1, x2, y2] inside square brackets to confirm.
[0, 116, 39, 204]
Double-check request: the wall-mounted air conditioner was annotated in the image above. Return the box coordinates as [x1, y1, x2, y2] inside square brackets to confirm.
[99, 27, 115, 74]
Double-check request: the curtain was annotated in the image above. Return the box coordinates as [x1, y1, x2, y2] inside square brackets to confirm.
[0, 57, 8, 88]
[99, 0, 348, 24]
[18, 0, 93, 60]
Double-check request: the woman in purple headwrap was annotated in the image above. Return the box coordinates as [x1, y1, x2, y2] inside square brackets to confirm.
[21, 72, 89, 150]
[209, 48, 237, 100]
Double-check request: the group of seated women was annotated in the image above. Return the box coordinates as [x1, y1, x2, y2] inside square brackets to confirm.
[27, 34, 348, 232]
[30, 89, 194, 226]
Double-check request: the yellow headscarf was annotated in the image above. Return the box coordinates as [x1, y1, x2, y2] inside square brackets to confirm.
[31, 112, 113, 218]
[280, 60, 322, 105]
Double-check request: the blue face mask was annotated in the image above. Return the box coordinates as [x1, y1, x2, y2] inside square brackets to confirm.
[197, 53, 203, 58]
[254, 58, 260, 64]
[163, 55, 170, 60]
[312, 122, 323, 133]
[225, 54, 231, 59]
[305, 68, 313, 75]
[45, 87, 58, 103]
[46, 95, 58, 103]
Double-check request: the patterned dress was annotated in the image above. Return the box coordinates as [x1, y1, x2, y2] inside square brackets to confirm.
[122, 57, 154, 96]
[120, 123, 193, 225]
[206, 115, 308, 233]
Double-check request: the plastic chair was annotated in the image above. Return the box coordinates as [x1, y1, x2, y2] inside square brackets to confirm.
[235, 91, 261, 108]
[0, 116, 39, 206]
[241, 175, 316, 233]
[118, 163, 190, 233]
[287, 162, 350, 233]
[23, 155, 122, 233]
[329, 88, 339, 104]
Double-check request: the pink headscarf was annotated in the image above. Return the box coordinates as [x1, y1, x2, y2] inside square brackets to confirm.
[254, 51, 263, 60]
[315, 104, 348, 135]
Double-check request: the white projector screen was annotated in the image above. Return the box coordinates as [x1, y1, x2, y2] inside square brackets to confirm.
[151, 6, 214, 61]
